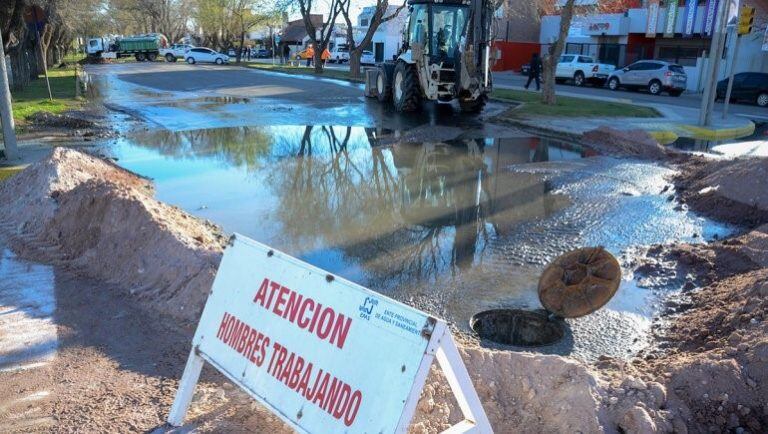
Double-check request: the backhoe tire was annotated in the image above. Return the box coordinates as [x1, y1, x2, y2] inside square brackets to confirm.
[376, 68, 391, 103]
[392, 62, 421, 112]
[459, 94, 487, 113]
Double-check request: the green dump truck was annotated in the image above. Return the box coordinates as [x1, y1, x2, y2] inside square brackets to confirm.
[86, 33, 169, 61]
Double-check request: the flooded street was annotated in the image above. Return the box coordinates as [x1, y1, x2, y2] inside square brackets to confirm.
[75, 63, 734, 360]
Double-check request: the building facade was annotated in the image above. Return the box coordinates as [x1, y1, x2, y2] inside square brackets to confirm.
[541, 0, 768, 91]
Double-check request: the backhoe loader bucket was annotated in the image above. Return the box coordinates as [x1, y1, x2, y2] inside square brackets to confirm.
[538, 247, 621, 319]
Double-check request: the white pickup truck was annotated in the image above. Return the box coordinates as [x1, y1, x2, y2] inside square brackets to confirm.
[160, 44, 193, 62]
[555, 54, 615, 87]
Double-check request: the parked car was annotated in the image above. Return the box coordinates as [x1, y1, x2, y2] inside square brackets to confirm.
[185, 47, 230, 65]
[555, 54, 615, 86]
[716, 72, 768, 107]
[607, 60, 686, 96]
[160, 43, 193, 62]
[360, 50, 375, 65]
[255, 48, 272, 58]
[329, 46, 349, 63]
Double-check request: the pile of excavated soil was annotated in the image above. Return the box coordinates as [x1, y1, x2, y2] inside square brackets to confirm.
[582, 127, 671, 160]
[674, 156, 768, 228]
[4, 148, 766, 433]
[0, 147, 226, 323]
[618, 226, 768, 433]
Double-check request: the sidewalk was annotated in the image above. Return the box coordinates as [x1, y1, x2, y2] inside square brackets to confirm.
[495, 84, 755, 144]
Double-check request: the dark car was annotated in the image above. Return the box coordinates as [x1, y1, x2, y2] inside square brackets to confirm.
[255, 49, 272, 58]
[717, 72, 768, 107]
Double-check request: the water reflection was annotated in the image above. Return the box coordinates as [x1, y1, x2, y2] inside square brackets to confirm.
[113, 125, 579, 286]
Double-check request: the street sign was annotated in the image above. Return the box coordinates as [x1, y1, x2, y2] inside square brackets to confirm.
[168, 234, 492, 433]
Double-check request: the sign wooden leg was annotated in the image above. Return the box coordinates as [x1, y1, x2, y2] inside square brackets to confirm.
[167, 349, 205, 427]
[436, 333, 493, 434]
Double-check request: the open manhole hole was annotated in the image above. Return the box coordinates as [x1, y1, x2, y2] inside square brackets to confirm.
[470, 309, 565, 347]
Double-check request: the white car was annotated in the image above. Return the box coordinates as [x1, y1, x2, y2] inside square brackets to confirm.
[360, 50, 375, 65]
[555, 54, 615, 86]
[186, 47, 229, 65]
[160, 43, 192, 62]
[329, 46, 349, 63]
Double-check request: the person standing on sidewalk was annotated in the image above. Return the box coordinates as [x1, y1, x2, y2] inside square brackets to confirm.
[524, 52, 542, 91]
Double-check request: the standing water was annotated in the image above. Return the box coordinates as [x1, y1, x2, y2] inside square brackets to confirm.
[96, 125, 733, 360]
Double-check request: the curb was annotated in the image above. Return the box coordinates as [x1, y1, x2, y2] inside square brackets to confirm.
[678, 121, 756, 141]
[647, 130, 679, 144]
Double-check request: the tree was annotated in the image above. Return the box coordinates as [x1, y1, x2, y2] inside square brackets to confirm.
[540, 0, 575, 105]
[339, 0, 405, 79]
[297, 0, 344, 73]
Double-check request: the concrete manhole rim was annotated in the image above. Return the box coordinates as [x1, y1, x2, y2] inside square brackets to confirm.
[469, 308, 566, 348]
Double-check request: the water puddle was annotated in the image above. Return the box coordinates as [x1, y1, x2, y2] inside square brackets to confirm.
[94, 124, 734, 360]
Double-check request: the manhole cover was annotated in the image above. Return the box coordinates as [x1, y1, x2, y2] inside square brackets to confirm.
[470, 309, 565, 347]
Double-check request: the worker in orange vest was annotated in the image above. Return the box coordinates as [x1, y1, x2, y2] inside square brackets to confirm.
[321, 47, 331, 69]
[305, 45, 314, 67]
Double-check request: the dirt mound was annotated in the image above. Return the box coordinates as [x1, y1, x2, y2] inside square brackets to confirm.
[0, 148, 225, 322]
[582, 127, 670, 160]
[412, 349, 608, 433]
[674, 156, 768, 227]
[28, 112, 97, 129]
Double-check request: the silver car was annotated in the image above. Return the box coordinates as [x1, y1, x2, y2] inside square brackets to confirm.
[607, 60, 687, 96]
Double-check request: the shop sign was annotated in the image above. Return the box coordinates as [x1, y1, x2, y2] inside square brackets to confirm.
[683, 0, 699, 36]
[762, 25, 768, 51]
[664, 0, 680, 37]
[646, 0, 661, 37]
[703, 0, 720, 35]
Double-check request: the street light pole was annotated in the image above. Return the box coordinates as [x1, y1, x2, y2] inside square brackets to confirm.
[0, 31, 19, 161]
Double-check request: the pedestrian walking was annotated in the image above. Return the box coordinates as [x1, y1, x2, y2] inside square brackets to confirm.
[282, 43, 290, 65]
[246, 46, 251, 61]
[524, 52, 542, 91]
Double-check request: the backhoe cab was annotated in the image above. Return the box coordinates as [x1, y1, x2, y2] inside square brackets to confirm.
[365, 0, 493, 113]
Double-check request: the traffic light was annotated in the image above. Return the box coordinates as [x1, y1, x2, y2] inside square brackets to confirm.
[738, 6, 755, 36]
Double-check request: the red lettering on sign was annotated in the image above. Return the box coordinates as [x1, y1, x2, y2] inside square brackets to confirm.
[251, 278, 354, 350]
[214, 312, 270, 367]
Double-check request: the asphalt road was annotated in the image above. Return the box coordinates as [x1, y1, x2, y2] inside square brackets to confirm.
[252, 58, 768, 121]
[85, 62, 518, 139]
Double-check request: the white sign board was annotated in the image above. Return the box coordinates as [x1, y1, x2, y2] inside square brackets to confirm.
[168, 234, 491, 433]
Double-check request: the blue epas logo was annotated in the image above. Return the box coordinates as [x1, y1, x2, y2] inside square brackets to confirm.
[358, 297, 378, 320]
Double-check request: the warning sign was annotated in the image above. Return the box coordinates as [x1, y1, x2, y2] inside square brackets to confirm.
[168, 234, 491, 433]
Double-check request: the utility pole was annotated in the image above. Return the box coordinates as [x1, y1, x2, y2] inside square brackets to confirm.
[0, 32, 19, 161]
[722, 30, 740, 119]
[724, 6, 755, 119]
[699, 0, 731, 126]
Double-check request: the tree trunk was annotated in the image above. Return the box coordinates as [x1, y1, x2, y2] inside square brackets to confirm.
[541, 0, 576, 105]
[349, 52, 361, 78]
[313, 47, 323, 73]
[237, 30, 245, 63]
